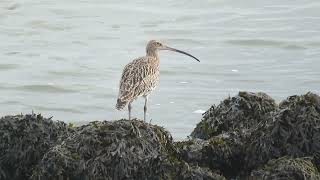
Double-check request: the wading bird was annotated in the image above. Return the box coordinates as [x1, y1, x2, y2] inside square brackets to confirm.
[116, 40, 200, 121]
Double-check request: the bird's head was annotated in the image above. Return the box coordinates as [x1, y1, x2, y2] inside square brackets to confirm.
[146, 40, 165, 51]
[146, 40, 200, 62]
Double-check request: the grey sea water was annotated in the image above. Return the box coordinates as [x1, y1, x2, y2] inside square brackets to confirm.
[0, 0, 319, 140]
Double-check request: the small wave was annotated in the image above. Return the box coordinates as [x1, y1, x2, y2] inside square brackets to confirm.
[27, 20, 72, 31]
[30, 105, 84, 113]
[193, 109, 205, 114]
[225, 39, 284, 46]
[140, 23, 158, 28]
[79, 105, 105, 110]
[16, 84, 77, 93]
[235, 79, 266, 83]
[0, 100, 20, 105]
[144, 29, 193, 36]
[306, 41, 320, 47]
[4, 52, 20, 56]
[165, 38, 204, 45]
[174, 15, 198, 23]
[93, 93, 115, 98]
[48, 70, 89, 77]
[5, 3, 19, 10]
[160, 70, 176, 75]
[179, 81, 189, 84]
[0, 64, 19, 70]
[282, 45, 307, 50]
[48, 56, 66, 61]
[226, 39, 308, 50]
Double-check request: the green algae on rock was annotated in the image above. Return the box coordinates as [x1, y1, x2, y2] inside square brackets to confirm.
[191, 92, 277, 139]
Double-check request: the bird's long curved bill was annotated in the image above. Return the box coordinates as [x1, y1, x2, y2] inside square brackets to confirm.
[162, 46, 200, 62]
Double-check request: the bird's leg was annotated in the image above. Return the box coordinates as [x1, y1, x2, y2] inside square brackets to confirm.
[128, 102, 132, 120]
[144, 95, 149, 122]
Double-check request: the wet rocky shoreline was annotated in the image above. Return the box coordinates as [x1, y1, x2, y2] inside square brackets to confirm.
[0, 91, 320, 180]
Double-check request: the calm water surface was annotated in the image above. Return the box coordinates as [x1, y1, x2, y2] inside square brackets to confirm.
[1, 0, 319, 140]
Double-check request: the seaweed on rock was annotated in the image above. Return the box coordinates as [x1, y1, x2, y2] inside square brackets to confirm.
[1, 91, 319, 180]
[313, 152, 320, 172]
[0, 114, 70, 180]
[176, 132, 243, 179]
[33, 119, 225, 180]
[191, 92, 277, 139]
[188, 92, 320, 178]
[245, 92, 320, 172]
[250, 156, 320, 180]
[177, 164, 226, 180]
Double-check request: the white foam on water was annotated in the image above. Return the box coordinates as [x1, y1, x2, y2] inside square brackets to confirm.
[193, 109, 205, 114]
[179, 81, 189, 84]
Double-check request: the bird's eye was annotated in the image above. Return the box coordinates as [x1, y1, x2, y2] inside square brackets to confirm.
[156, 42, 161, 46]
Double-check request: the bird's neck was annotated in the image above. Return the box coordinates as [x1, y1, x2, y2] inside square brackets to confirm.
[146, 49, 159, 59]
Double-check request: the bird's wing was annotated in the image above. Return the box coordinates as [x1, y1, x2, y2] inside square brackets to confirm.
[116, 57, 158, 110]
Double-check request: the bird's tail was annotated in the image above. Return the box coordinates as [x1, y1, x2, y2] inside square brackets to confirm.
[116, 98, 127, 110]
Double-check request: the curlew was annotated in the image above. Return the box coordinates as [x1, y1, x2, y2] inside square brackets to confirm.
[116, 40, 200, 121]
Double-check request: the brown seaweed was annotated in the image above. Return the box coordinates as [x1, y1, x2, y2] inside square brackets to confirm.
[0, 114, 71, 180]
[31, 119, 224, 180]
[191, 92, 277, 139]
[250, 156, 320, 180]
[1, 91, 320, 180]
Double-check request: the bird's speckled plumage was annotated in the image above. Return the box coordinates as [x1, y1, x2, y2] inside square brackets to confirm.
[116, 56, 159, 110]
[116, 40, 200, 121]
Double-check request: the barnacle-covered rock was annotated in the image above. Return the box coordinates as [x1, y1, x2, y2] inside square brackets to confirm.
[245, 92, 320, 173]
[250, 156, 320, 180]
[32, 119, 225, 180]
[191, 92, 277, 139]
[0, 114, 70, 180]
